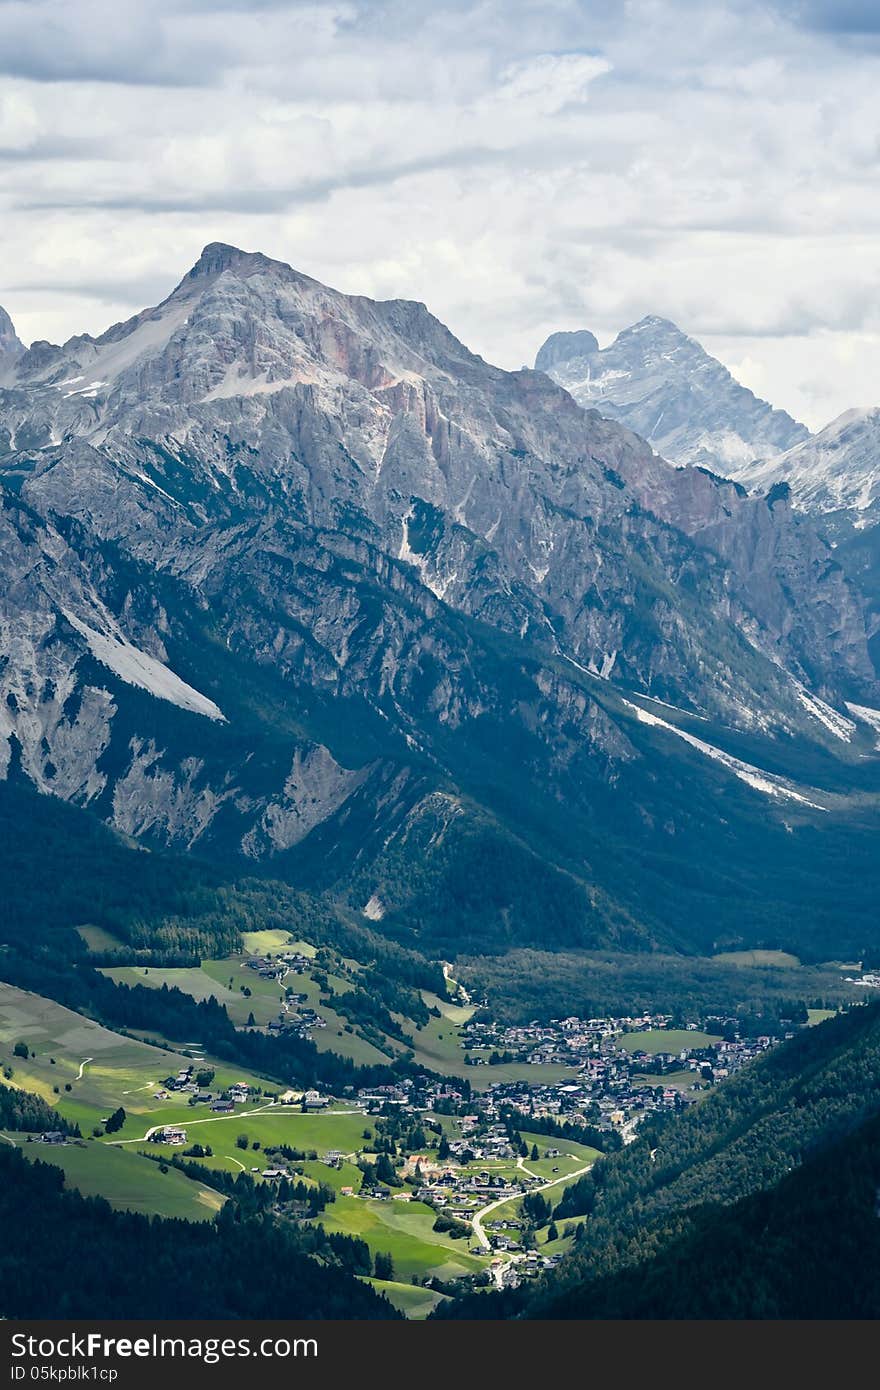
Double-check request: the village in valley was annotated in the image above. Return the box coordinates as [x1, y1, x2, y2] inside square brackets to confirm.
[0, 928, 808, 1313]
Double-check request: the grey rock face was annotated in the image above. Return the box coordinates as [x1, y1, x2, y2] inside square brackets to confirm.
[0, 245, 875, 876]
[0, 307, 23, 365]
[535, 330, 599, 373]
[535, 315, 809, 475]
[738, 408, 880, 522]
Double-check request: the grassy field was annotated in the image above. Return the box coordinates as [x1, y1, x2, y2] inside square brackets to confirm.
[540, 1212, 588, 1258]
[618, 1028, 721, 1055]
[211, 953, 391, 1066]
[240, 930, 300, 955]
[299, 1157, 364, 1192]
[713, 949, 802, 968]
[0, 980, 197, 1121]
[807, 1008, 837, 1026]
[407, 1009, 580, 1089]
[76, 924, 129, 953]
[518, 1132, 601, 1179]
[105, 951, 397, 1069]
[422, 991, 476, 1027]
[0, 981, 286, 1143]
[4, 1133, 223, 1220]
[366, 1278, 449, 1319]
[632, 1068, 697, 1092]
[118, 1106, 371, 1160]
[317, 1194, 485, 1281]
[101, 963, 277, 1028]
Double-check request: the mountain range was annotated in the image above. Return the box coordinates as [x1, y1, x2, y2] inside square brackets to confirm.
[536, 314, 880, 677]
[535, 317, 810, 475]
[2, 245, 880, 961]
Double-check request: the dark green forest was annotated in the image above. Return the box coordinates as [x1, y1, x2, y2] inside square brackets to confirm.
[0, 1146, 396, 1320]
[532, 1111, 880, 1318]
[439, 1000, 880, 1320]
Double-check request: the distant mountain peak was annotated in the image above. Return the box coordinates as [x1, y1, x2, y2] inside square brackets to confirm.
[535, 314, 809, 474]
[736, 403, 880, 520]
[184, 241, 289, 282]
[628, 313, 684, 334]
[0, 306, 24, 360]
[535, 329, 599, 373]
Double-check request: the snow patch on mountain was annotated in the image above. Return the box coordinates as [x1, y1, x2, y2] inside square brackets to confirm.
[845, 702, 880, 749]
[64, 612, 225, 721]
[738, 408, 880, 518]
[621, 697, 825, 809]
[794, 687, 855, 742]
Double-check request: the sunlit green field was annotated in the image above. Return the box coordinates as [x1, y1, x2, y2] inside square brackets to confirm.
[0, 981, 287, 1141]
[807, 1008, 836, 1026]
[101, 963, 277, 1027]
[365, 1278, 450, 1319]
[3, 1133, 223, 1221]
[407, 1005, 580, 1089]
[105, 951, 395, 1068]
[540, 1212, 588, 1257]
[317, 1194, 485, 1281]
[518, 1132, 600, 1179]
[712, 949, 801, 968]
[632, 1067, 697, 1092]
[119, 1107, 371, 1164]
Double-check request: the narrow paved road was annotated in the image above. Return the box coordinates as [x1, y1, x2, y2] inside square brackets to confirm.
[110, 1104, 363, 1146]
[470, 1155, 595, 1251]
[76, 1057, 93, 1080]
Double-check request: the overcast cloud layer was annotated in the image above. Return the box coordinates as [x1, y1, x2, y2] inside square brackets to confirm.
[1, 0, 879, 428]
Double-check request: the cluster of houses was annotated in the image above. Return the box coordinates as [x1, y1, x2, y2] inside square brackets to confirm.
[153, 1071, 258, 1116]
[845, 970, 880, 988]
[489, 1251, 563, 1287]
[462, 1012, 687, 1067]
[246, 950, 310, 981]
[268, 1004, 326, 1038]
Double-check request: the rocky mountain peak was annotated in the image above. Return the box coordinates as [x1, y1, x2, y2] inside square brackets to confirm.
[184, 241, 286, 282]
[736, 405, 880, 521]
[0, 306, 24, 361]
[535, 329, 599, 373]
[536, 314, 809, 475]
[618, 314, 695, 350]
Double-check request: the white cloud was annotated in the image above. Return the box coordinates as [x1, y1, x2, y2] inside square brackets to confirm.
[0, 0, 878, 427]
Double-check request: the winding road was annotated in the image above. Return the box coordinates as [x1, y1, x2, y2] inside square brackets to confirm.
[470, 1153, 595, 1252]
[110, 1103, 363, 1147]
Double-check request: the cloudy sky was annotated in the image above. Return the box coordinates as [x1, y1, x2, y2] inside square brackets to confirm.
[1, 0, 880, 427]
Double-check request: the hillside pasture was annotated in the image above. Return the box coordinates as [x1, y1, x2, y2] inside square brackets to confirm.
[5, 1134, 223, 1221]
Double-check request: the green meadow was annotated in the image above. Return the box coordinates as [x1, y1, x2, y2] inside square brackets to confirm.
[407, 998, 580, 1089]
[807, 1008, 837, 1026]
[712, 949, 802, 968]
[119, 1107, 371, 1163]
[365, 1278, 450, 1319]
[317, 1194, 485, 1282]
[518, 1132, 601, 1179]
[4, 1133, 223, 1221]
[104, 950, 395, 1069]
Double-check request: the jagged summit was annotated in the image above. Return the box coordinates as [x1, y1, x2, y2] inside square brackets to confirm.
[535, 328, 599, 373]
[0, 306, 24, 361]
[0, 242, 876, 961]
[536, 314, 809, 474]
[183, 241, 297, 283]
